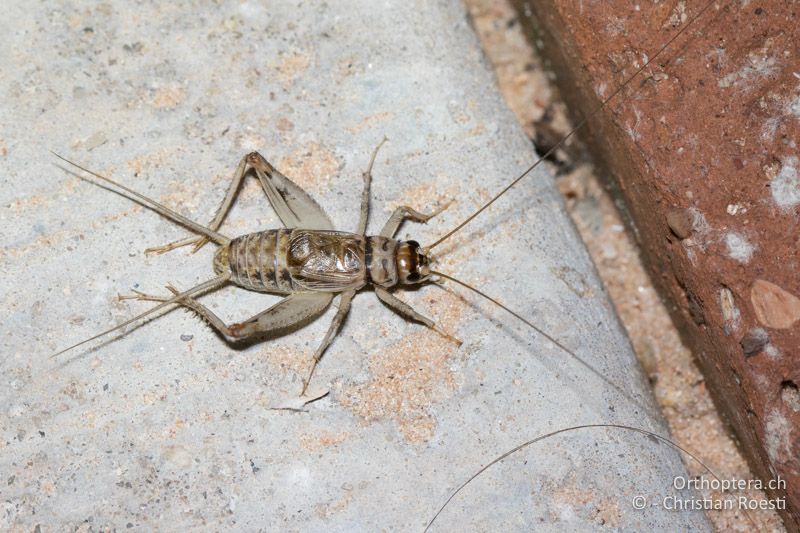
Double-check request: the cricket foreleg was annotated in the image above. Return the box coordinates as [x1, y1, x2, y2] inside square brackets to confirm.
[374, 286, 461, 345]
[356, 137, 387, 235]
[379, 201, 451, 238]
[146, 155, 252, 255]
[301, 290, 355, 396]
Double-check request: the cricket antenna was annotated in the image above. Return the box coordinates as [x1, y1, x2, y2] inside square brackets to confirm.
[431, 271, 653, 417]
[424, 423, 759, 532]
[51, 151, 231, 246]
[49, 275, 230, 359]
[426, 0, 720, 250]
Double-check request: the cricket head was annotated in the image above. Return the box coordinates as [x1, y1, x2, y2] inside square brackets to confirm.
[396, 240, 432, 285]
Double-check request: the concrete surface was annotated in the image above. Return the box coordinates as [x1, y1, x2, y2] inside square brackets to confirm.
[1, 1, 709, 530]
[516, 0, 799, 526]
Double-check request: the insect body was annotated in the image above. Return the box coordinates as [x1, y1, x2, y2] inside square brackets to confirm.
[52, 145, 458, 397]
[218, 228, 429, 295]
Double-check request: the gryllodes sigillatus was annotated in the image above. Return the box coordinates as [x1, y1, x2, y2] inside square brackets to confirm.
[6, 0, 780, 529]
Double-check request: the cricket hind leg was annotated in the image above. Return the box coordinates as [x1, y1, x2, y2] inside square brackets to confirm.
[121, 285, 333, 344]
[247, 152, 334, 230]
[124, 284, 343, 396]
[301, 290, 355, 396]
[374, 286, 461, 345]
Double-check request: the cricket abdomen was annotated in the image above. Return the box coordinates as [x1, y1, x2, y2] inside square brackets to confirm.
[214, 229, 368, 294]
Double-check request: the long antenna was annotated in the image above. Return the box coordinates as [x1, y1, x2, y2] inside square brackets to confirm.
[424, 423, 758, 532]
[432, 271, 653, 417]
[51, 151, 230, 245]
[49, 275, 230, 359]
[426, 0, 720, 250]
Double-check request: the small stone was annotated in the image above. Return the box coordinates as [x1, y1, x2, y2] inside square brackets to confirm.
[162, 445, 192, 468]
[750, 279, 800, 329]
[180, 334, 193, 342]
[725, 232, 755, 264]
[84, 131, 107, 151]
[719, 287, 740, 331]
[740, 328, 768, 356]
[781, 381, 800, 413]
[666, 207, 695, 239]
[276, 117, 294, 132]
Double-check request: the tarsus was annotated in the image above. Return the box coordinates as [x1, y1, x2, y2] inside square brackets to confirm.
[49, 275, 229, 359]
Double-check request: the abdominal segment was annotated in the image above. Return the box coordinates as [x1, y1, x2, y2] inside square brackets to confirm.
[227, 229, 367, 293]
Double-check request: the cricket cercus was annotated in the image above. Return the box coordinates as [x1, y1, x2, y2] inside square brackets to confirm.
[51, 140, 471, 399]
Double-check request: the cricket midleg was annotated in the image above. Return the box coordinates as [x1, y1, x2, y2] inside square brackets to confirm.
[301, 290, 356, 395]
[356, 136, 388, 235]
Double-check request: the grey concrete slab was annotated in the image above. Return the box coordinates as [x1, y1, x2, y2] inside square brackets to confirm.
[1, 1, 709, 531]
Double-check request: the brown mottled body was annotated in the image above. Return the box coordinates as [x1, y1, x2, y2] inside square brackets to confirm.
[214, 229, 430, 294]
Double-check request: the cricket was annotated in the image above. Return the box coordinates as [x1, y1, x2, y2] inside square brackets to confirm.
[50, 140, 641, 407]
[51, 141, 463, 398]
[24, 0, 780, 529]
